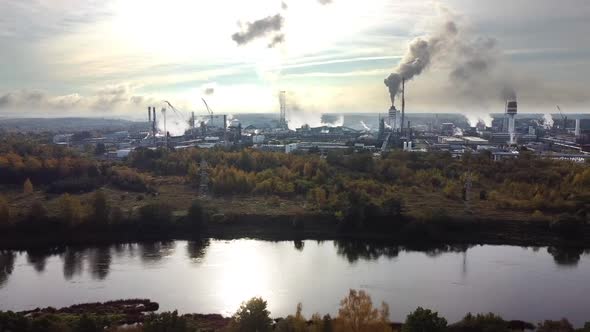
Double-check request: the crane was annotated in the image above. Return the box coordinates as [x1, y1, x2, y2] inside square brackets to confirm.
[556, 105, 568, 131]
[201, 98, 214, 125]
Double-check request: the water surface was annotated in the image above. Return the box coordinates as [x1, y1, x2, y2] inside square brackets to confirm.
[1, 240, 589, 325]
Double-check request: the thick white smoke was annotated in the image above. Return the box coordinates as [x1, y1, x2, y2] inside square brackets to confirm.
[543, 113, 554, 129]
[384, 11, 517, 107]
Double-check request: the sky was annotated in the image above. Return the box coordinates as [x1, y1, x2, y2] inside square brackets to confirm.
[0, 0, 589, 119]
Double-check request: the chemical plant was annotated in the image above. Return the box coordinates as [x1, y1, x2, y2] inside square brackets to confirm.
[50, 83, 590, 162]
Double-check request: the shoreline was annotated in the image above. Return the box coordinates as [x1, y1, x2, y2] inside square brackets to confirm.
[1, 213, 589, 250]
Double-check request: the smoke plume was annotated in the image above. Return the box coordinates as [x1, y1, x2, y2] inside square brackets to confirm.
[232, 14, 284, 47]
[318, 0, 333, 4]
[385, 14, 517, 106]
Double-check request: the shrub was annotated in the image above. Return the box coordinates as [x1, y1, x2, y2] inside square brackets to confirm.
[187, 200, 206, 229]
[138, 203, 173, 228]
[402, 307, 447, 332]
[228, 297, 272, 332]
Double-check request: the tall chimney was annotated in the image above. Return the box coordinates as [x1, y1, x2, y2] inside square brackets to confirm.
[148, 107, 152, 122]
[575, 119, 581, 137]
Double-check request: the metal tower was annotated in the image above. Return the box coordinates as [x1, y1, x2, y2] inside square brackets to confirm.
[199, 160, 209, 197]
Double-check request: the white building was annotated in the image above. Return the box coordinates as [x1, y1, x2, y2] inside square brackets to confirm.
[285, 143, 299, 154]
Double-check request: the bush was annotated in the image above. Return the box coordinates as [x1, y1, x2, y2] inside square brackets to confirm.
[536, 319, 574, 332]
[47, 177, 102, 194]
[448, 313, 508, 332]
[402, 307, 447, 332]
[228, 297, 272, 332]
[187, 200, 206, 229]
[143, 311, 194, 332]
[138, 203, 174, 228]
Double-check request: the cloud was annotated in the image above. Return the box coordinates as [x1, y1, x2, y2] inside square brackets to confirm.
[317, 0, 333, 4]
[0, 84, 158, 115]
[232, 14, 284, 46]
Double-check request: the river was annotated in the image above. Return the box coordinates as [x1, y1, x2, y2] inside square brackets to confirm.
[1, 240, 589, 325]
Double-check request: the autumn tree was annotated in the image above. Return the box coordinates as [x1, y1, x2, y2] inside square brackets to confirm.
[58, 194, 84, 225]
[228, 297, 273, 332]
[23, 178, 34, 194]
[276, 303, 307, 332]
[90, 190, 109, 224]
[337, 289, 391, 332]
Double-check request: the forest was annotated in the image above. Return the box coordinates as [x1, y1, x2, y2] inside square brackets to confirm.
[0, 134, 589, 239]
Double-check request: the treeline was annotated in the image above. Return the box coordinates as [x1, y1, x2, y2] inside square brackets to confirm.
[0, 190, 206, 235]
[128, 147, 590, 222]
[0, 136, 151, 194]
[1, 290, 589, 331]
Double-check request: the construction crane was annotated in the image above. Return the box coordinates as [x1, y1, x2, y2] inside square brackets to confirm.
[556, 105, 568, 131]
[201, 98, 214, 124]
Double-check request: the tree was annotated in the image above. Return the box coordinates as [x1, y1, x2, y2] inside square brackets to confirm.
[58, 194, 84, 225]
[276, 303, 307, 332]
[228, 297, 273, 332]
[139, 203, 173, 228]
[28, 201, 47, 222]
[536, 319, 574, 332]
[187, 200, 205, 229]
[0, 195, 10, 223]
[90, 190, 109, 224]
[23, 178, 34, 194]
[95, 143, 106, 156]
[337, 289, 390, 332]
[402, 307, 447, 332]
[73, 314, 102, 332]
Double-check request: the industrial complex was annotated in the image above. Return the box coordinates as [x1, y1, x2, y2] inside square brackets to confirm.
[49, 83, 590, 162]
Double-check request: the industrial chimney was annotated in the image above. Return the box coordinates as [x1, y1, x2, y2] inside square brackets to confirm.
[575, 119, 581, 137]
[506, 99, 518, 145]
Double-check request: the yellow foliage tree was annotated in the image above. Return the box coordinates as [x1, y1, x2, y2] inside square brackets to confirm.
[23, 178, 34, 194]
[58, 194, 84, 225]
[336, 289, 392, 332]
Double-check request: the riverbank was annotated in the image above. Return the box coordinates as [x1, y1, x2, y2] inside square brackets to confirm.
[2, 297, 589, 331]
[1, 212, 588, 250]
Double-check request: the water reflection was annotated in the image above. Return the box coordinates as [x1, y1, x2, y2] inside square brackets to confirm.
[89, 247, 112, 280]
[0, 251, 15, 289]
[333, 241, 474, 263]
[26, 247, 64, 273]
[293, 240, 304, 251]
[140, 241, 176, 265]
[547, 247, 587, 267]
[62, 248, 85, 280]
[334, 240, 401, 263]
[0, 241, 588, 289]
[187, 239, 210, 263]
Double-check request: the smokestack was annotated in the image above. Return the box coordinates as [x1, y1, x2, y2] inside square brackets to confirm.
[575, 119, 581, 137]
[148, 107, 152, 122]
[506, 99, 517, 145]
